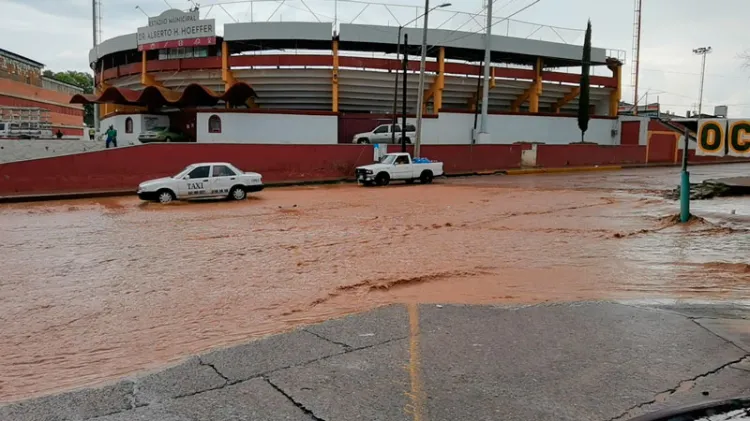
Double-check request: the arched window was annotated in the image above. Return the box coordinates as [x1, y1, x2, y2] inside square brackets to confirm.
[208, 115, 222, 133]
[125, 117, 133, 133]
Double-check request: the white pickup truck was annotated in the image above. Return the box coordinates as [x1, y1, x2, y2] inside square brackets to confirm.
[137, 162, 263, 204]
[352, 123, 416, 144]
[355, 153, 444, 186]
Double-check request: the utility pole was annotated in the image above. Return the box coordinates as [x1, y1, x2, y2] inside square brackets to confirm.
[402, 34, 408, 153]
[92, 0, 100, 131]
[391, 27, 403, 145]
[478, 0, 493, 141]
[693, 46, 712, 116]
[391, 3, 450, 146]
[414, 0, 430, 158]
[631, 0, 642, 115]
[679, 123, 691, 222]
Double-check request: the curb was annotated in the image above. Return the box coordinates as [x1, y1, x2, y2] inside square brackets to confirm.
[626, 160, 750, 169]
[0, 190, 134, 204]
[0, 179, 356, 204]
[505, 165, 622, 175]
[265, 178, 350, 188]
[446, 170, 507, 177]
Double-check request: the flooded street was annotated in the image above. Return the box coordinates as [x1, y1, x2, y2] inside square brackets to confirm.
[0, 164, 748, 402]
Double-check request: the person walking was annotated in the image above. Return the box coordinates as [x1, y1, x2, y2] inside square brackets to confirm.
[105, 125, 118, 148]
[88, 127, 96, 141]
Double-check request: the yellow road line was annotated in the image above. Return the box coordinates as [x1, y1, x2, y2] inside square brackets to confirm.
[406, 303, 427, 421]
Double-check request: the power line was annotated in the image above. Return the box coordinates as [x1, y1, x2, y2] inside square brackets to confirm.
[639, 67, 748, 80]
[430, 0, 541, 53]
[198, 0, 580, 32]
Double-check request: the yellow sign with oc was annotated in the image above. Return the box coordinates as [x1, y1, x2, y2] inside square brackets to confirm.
[696, 119, 727, 157]
[727, 119, 750, 157]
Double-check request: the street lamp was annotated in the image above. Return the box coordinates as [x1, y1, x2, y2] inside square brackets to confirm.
[135, 5, 149, 17]
[693, 46, 711, 117]
[390, 2, 451, 147]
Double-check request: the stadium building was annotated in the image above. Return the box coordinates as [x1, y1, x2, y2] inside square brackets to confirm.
[0, 48, 85, 137]
[75, 8, 633, 146]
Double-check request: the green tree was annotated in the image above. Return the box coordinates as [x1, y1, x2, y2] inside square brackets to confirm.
[578, 20, 592, 142]
[44, 70, 95, 127]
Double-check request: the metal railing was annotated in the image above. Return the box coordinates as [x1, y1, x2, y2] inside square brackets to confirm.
[607, 49, 627, 64]
[193, 0, 588, 45]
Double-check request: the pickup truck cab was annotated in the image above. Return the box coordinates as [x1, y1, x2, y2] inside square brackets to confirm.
[352, 123, 416, 144]
[137, 162, 263, 204]
[355, 153, 444, 186]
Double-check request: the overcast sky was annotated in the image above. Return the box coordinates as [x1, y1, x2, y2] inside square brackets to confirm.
[3, 0, 750, 116]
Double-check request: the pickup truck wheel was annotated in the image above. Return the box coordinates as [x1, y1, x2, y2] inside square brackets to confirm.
[165, 136, 172, 143]
[420, 171, 434, 184]
[400, 137, 412, 145]
[357, 138, 370, 144]
[229, 186, 247, 200]
[157, 189, 176, 204]
[375, 173, 390, 186]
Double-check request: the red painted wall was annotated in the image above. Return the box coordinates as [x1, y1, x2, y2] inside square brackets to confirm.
[620, 121, 641, 145]
[648, 120, 675, 131]
[647, 133, 677, 163]
[536, 144, 647, 167]
[3, 143, 746, 198]
[337, 114, 438, 144]
[423, 145, 526, 173]
[338, 114, 393, 144]
[0, 143, 526, 196]
[0, 144, 373, 196]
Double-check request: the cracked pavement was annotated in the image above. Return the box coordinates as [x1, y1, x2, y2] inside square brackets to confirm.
[1, 302, 749, 421]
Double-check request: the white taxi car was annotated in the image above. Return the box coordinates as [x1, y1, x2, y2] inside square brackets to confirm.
[137, 162, 263, 204]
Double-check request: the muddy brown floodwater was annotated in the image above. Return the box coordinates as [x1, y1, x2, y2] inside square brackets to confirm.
[1, 164, 749, 402]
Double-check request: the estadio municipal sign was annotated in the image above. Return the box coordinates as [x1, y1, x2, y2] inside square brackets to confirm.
[137, 9, 216, 51]
[697, 119, 750, 157]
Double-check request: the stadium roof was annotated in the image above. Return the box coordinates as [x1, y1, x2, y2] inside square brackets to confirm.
[70, 82, 257, 107]
[91, 22, 610, 69]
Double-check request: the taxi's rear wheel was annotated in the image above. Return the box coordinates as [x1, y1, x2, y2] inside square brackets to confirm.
[157, 189, 175, 204]
[229, 186, 247, 200]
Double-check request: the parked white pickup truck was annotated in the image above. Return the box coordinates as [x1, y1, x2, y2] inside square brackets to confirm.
[355, 153, 444, 186]
[352, 123, 416, 144]
[137, 162, 263, 204]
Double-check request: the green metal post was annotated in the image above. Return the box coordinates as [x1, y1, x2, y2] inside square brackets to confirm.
[679, 125, 690, 222]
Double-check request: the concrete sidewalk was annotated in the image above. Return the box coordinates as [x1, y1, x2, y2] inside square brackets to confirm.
[2, 301, 749, 421]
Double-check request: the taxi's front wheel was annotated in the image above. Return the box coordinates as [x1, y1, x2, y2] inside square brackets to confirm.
[157, 189, 175, 204]
[229, 186, 247, 200]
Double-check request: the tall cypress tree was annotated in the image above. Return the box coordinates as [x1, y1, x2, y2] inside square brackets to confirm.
[578, 20, 592, 142]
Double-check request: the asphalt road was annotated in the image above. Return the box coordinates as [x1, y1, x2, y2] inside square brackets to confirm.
[2, 301, 749, 421]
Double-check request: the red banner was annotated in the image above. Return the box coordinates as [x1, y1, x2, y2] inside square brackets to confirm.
[138, 37, 217, 52]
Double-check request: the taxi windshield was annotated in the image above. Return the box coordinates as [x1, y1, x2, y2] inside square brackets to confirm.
[173, 165, 195, 178]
